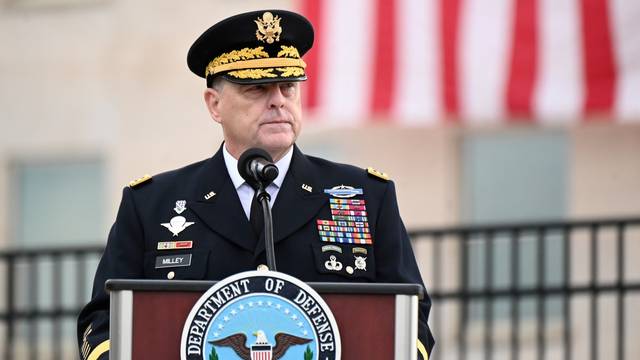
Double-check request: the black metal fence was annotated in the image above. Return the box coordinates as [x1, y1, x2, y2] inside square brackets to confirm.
[409, 217, 640, 360]
[1, 217, 639, 359]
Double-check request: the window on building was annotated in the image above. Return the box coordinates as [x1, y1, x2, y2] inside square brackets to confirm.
[9, 158, 105, 356]
[461, 129, 568, 322]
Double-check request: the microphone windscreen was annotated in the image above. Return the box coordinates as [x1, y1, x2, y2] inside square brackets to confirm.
[238, 148, 274, 183]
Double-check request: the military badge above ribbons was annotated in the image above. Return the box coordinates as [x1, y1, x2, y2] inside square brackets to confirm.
[317, 185, 372, 245]
[180, 271, 341, 360]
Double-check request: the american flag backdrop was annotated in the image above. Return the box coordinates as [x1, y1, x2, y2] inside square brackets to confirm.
[297, 0, 640, 124]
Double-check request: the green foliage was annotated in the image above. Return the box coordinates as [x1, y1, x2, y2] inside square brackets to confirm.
[209, 346, 219, 360]
[304, 345, 313, 360]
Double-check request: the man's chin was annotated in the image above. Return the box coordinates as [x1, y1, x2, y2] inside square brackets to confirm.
[258, 138, 295, 159]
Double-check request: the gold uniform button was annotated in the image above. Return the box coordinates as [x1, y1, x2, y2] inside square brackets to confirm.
[346, 266, 354, 274]
[257, 264, 269, 271]
[167, 271, 175, 280]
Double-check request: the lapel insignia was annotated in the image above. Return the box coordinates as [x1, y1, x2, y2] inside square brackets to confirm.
[323, 185, 363, 198]
[161, 216, 195, 237]
[301, 183, 313, 193]
[354, 256, 367, 271]
[157, 240, 193, 250]
[324, 255, 343, 271]
[204, 191, 216, 200]
[174, 200, 187, 214]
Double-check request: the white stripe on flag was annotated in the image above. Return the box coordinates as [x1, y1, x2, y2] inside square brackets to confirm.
[459, 0, 514, 123]
[393, 0, 441, 124]
[611, 0, 640, 121]
[535, 0, 584, 123]
[318, 0, 375, 123]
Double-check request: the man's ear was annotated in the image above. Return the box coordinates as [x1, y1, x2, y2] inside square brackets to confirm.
[204, 88, 222, 124]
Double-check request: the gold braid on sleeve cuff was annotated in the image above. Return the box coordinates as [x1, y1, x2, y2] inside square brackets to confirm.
[417, 339, 429, 360]
[87, 340, 110, 360]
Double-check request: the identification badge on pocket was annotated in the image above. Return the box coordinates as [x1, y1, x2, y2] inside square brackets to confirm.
[155, 254, 192, 269]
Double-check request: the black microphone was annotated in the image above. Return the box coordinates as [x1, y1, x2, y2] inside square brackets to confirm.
[238, 148, 279, 188]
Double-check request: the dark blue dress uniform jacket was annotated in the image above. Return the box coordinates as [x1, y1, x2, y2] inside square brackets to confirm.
[77, 145, 435, 359]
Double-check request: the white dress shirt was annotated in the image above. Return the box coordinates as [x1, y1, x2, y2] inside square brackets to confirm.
[223, 145, 293, 220]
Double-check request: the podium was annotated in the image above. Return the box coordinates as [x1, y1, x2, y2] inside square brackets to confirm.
[106, 279, 422, 360]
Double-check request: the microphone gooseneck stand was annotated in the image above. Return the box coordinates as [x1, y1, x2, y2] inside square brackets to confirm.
[256, 184, 276, 271]
[238, 147, 279, 272]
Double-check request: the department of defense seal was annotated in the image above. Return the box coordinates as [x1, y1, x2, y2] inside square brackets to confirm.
[180, 271, 341, 360]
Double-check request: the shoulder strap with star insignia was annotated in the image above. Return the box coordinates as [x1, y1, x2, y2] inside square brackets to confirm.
[366, 167, 390, 181]
[128, 174, 152, 188]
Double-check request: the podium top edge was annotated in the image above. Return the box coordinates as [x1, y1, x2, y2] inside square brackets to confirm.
[105, 279, 424, 299]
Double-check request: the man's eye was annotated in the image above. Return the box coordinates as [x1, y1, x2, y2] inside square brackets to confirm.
[247, 85, 265, 92]
[280, 83, 296, 93]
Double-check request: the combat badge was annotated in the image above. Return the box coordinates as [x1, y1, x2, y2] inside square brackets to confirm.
[323, 185, 363, 198]
[180, 271, 341, 360]
[161, 216, 195, 237]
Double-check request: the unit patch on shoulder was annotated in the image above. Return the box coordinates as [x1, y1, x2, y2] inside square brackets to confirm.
[129, 174, 152, 188]
[366, 167, 390, 181]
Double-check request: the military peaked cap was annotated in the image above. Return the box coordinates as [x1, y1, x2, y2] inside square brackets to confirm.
[187, 9, 314, 84]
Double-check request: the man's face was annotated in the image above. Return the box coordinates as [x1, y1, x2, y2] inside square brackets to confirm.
[205, 80, 302, 160]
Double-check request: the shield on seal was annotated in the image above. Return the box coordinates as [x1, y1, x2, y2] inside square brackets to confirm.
[251, 344, 272, 360]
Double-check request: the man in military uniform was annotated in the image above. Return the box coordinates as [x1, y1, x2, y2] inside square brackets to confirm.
[78, 9, 434, 360]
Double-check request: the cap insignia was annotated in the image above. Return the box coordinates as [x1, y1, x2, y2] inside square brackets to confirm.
[255, 11, 282, 44]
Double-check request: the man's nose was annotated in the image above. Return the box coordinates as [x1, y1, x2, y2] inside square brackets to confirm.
[268, 85, 286, 108]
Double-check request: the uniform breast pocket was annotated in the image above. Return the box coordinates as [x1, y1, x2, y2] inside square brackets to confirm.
[143, 249, 210, 280]
[311, 242, 376, 281]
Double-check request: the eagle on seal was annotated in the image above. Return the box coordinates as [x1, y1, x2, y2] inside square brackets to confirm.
[209, 330, 312, 359]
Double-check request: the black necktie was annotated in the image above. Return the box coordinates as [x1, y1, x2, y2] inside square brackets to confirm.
[250, 192, 264, 237]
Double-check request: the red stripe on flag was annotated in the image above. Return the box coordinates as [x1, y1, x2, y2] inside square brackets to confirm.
[371, 0, 396, 118]
[580, 0, 617, 118]
[505, 0, 538, 120]
[299, 0, 323, 114]
[441, 0, 461, 120]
